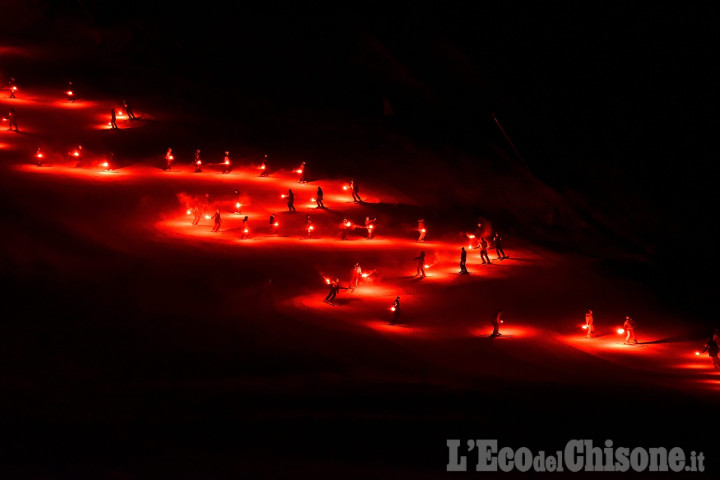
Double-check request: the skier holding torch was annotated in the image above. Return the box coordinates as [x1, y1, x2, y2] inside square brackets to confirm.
[365, 216, 376, 239]
[390, 296, 401, 325]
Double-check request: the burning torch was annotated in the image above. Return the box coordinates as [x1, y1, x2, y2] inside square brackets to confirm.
[35, 148, 44, 166]
[235, 202, 242, 214]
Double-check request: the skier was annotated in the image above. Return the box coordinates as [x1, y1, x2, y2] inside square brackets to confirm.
[8, 77, 16, 98]
[34, 147, 43, 166]
[194, 149, 202, 172]
[491, 310, 503, 337]
[623, 315, 638, 344]
[287, 189, 296, 212]
[164, 148, 174, 171]
[6, 107, 18, 132]
[110, 109, 118, 129]
[349, 262, 362, 290]
[459, 247, 469, 274]
[211, 209, 222, 232]
[365, 216, 376, 239]
[350, 179, 362, 203]
[323, 277, 347, 304]
[316, 187, 325, 208]
[492, 231, 508, 260]
[340, 218, 352, 240]
[71, 145, 83, 168]
[269, 214, 279, 235]
[414, 251, 426, 278]
[479, 237, 491, 264]
[390, 296, 401, 325]
[417, 218, 426, 242]
[104, 152, 115, 171]
[241, 216, 249, 239]
[305, 215, 314, 238]
[701, 329, 720, 369]
[65, 81, 75, 102]
[192, 204, 201, 226]
[122, 99, 136, 120]
[260, 154, 270, 176]
[585, 309, 594, 338]
[297, 161, 307, 183]
[222, 151, 232, 174]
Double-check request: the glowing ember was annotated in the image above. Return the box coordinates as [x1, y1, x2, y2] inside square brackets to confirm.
[617, 328, 625, 334]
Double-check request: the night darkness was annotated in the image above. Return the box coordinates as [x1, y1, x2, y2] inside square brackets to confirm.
[2, 1, 720, 478]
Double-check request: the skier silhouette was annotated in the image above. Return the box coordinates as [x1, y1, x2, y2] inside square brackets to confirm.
[316, 187, 325, 208]
[287, 189, 296, 212]
[459, 247, 469, 274]
[414, 251, 426, 278]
